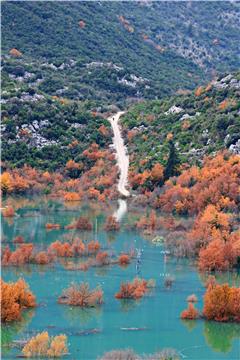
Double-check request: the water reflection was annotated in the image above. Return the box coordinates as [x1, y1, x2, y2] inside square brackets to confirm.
[1, 309, 35, 355]
[2, 196, 240, 360]
[181, 319, 197, 332]
[199, 272, 240, 287]
[62, 306, 102, 326]
[113, 199, 127, 222]
[118, 299, 140, 313]
[204, 321, 240, 353]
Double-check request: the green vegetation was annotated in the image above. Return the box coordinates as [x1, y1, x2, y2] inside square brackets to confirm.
[2, 2, 239, 106]
[122, 72, 240, 169]
[1, 2, 240, 172]
[1, 89, 111, 170]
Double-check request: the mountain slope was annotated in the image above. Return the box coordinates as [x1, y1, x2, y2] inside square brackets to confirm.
[122, 72, 240, 170]
[2, 71, 239, 172]
[2, 1, 240, 104]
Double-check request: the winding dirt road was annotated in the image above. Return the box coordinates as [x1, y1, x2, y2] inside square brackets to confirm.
[108, 111, 130, 197]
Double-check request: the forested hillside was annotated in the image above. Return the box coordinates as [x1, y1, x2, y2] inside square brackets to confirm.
[122, 72, 240, 173]
[2, 70, 239, 172]
[1, 1, 240, 172]
[2, 1, 240, 104]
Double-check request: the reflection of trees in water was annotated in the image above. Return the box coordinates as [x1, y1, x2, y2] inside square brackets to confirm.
[95, 266, 110, 277]
[204, 321, 240, 353]
[181, 319, 197, 332]
[199, 271, 240, 288]
[107, 233, 116, 244]
[4, 264, 48, 277]
[1, 309, 35, 355]
[62, 306, 102, 326]
[118, 299, 140, 313]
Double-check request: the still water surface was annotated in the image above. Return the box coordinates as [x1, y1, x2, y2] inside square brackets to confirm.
[1, 197, 240, 359]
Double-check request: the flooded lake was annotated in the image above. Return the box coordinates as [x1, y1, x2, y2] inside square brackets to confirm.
[1, 197, 240, 359]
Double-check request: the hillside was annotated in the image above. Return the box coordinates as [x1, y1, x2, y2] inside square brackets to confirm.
[2, 70, 239, 173]
[2, 1, 240, 105]
[122, 72, 240, 171]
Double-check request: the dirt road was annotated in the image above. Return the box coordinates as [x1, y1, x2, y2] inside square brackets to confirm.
[108, 111, 130, 197]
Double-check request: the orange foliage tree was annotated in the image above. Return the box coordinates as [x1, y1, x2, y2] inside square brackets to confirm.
[2, 244, 34, 266]
[115, 278, 149, 300]
[58, 282, 103, 307]
[9, 48, 22, 57]
[1, 172, 13, 193]
[151, 163, 164, 183]
[203, 283, 240, 322]
[45, 223, 61, 230]
[181, 302, 199, 320]
[1, 278, 36, 322]
[75, 216, 93, 230]
[104, 216, 120, 232]
[87, 240, 100, 254]
[156, 152, 239, 215]
[64, 192, 81, 201]
[118, 254, 130, 266]
[65, 160, 82, 178]
[22, 332, 68, 358]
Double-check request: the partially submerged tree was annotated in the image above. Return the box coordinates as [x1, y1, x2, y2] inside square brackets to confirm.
[22, 332, 68, 358]
[58, 282, 103, 307]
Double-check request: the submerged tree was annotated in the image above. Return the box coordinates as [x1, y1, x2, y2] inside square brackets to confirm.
[1, 278, 36, 322]
[22, 332, 68, 358]
[58, 282, 103, 307]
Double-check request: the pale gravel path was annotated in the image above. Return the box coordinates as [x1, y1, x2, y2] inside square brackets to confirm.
[108, 111, 130, 197]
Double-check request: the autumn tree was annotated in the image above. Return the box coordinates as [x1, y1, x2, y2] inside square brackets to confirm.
[118, 254, 130, 266]
[104, 216, 120, 232]
[22, 332, 68, 358]
[203, 283, 240, 322]
[58, 283, 103, 307]
[65, 160, 82, 178]
[115, 278, 150, 300]
[75, 216, 93, 230]
[151, 163, 164, 184]
[181, 302, 199, 320]
[1, 278, 36, 322]
[1, 172, 13, 193]
[9, 48, 22, 57]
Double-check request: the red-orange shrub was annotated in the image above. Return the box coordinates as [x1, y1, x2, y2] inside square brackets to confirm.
[118, 254, 130, 266]
[203, 283, 240, 322]
[104, 216, 120, 232]
[115, 278, 148, 300]
[87, 240, 100, 254]
[71, 238, 86, 255]
[2, 244, 34, 266]
[75, 216, 93, 230]
[96, 251, 110, 266]
[22, 331, 68, 358]
[45, 223, 61, 230]
[58, 282, 103, 307]
[64, 192, 81, 201]
[1, 278, 36, 322]
[34, 251, 50, 265]
[48, 241, 73, 257]
[181, 303, 199, 320]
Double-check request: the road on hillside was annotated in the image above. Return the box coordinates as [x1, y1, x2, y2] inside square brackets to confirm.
[108, 111, 130, 197]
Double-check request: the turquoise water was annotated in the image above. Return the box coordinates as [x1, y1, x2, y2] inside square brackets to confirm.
[1, 197, 240, 359]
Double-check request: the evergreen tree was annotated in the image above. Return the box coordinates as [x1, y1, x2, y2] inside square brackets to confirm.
[164, 140, 180, 180]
